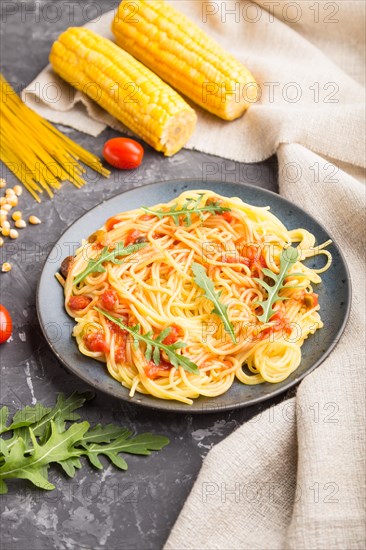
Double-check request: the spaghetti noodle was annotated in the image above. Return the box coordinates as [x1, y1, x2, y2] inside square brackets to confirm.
[0, 75, 109, 202]
[60, 190, 332, 405]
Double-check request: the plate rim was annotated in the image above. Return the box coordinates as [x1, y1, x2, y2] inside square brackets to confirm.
[36, 178, 352, 413]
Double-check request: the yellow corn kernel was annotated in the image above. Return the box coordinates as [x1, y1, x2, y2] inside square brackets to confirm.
[2, 203, 11, 211]
[15, 219, 26, 229]
[9, 229, 18, 239]
[12, 211, 22, 221]
[49, 27, 197, 156]
[112, 0, 258, 120]
[2, 226, 10, 237]
[5, 188, 15, 196]
[13, 185, 22, 196]
[7, 196, 18, 207]
[0, 179, 6, 189]
[29, 215, 41, 224]
[2, 262, 12, 272]
[1, 220, 10, 230]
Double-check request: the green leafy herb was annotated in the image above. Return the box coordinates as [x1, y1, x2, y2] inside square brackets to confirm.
[0, 393, 169, 493]
[191, 262, 237, 344]
[141, 195, 231, 226]
[74, 241, 148, 285]
[84, 433, 170, 470]
[254, 246, 300, 323]
[94, 307, 200, 375]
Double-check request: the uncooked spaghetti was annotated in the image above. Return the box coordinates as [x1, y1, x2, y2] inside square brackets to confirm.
[0, 75, 109, 201]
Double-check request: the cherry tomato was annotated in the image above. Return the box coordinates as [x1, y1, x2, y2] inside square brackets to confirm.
[105, 216, 122, 232]
[0, 305, 12, 344]
[68, 295, 92, 311]
[145, 360, 172, 380]
[102, 138, 144, 170]
[124, 229, 145, 246]
[84, 332, 109, 353]
[162, 324, 183, 346]
[100, 289, 118, 311]
[222, 211, 233, 223]
[115, 343, 126, 363]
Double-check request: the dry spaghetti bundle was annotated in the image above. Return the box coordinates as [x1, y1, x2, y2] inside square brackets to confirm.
[60, 190, 332, 405]
[0, 75, 109, 202]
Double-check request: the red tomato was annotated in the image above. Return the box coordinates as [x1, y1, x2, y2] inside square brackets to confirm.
[103, 138, 144, 170]
[145, 360, 172, 380]
[107, 318, 128, 337]
[162, 324, 183, 345]
[84, 332, 109, 353]
[115, 344, 126, 363]
[105, 216, 121, 232]
[0, 305, 12, 344]
[124, 229, 142, 246]
[222, 211, 233, 223]
[100, 289, 118, 311]
[68, 295, 92, 311]
[261, 311, 292, 339]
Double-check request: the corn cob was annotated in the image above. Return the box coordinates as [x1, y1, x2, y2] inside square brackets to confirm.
[112, 0, 258, 121]
[50, 27, 197, 156]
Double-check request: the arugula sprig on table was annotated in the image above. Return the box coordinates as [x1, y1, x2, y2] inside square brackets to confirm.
[94, 307, 199, 375]
[141, 195, 231, 226]
[74, 241, 148, 285]
[0, 392, 169, 494]
[254, 246, 301, 323]
[191, 262, 237, 344]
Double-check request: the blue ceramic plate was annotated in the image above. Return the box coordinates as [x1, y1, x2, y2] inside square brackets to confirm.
[37, 180, 351, 413]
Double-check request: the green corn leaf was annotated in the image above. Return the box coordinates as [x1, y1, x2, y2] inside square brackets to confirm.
[74, 241, 148, 285]
[191, 262, 237, 344]
[254, 246, 299, 323]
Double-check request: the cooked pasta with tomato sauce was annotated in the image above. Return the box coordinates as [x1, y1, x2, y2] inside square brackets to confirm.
[58, 190, 332, 405]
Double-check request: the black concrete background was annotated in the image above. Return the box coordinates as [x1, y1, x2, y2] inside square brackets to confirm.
[0, 2, 289, 549]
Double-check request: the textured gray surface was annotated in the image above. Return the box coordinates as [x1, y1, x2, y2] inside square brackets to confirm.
[0, 3, 284, 549]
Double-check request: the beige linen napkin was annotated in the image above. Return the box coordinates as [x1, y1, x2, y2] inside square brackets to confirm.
[21, 1, 365, 548]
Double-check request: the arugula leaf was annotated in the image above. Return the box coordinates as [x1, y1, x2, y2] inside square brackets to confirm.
[83, 433, 170, 470]
[58, 456, 82, 478]
[1, 403, 51, 433]
[141, 195, 231, 226]
[78, 424, 132, 446]
[74, 241, 148, 285]
[0, 394, 170, 493]
[192, 262, 237, 344]
[0, 407, 9, 434]
[0, 421, 89, 493]
[1, 392, 93, 456]
[94, 308, 200, 375]
[32, 392, 93, 440]
[254, 246, 300, 323]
